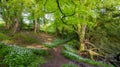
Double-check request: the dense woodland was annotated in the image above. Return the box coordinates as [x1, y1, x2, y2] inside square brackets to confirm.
[0, 0, 120, 67]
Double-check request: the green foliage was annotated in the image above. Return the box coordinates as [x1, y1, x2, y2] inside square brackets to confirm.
[59, 0, 75, 16]
[86, 5, 120, 57]
[61, 64, 78, 67]
[45, 0, 57, 12]
[44, 39, 65, 48]
[44, 38, 71, 48]
[3, 46, 34, 67]
[28, 48, 49, 56]
[0, 43, 47, 67]
[0, 43, 10, 58]
[28, 56, 45, 67]
[63, 45, 77, 54]
[40, 23, 56, 34]
[0, 33, 10, 41]
[0, 20, 4, 24]
[62, 50, 114, 67]
[67, 40, 79, 48]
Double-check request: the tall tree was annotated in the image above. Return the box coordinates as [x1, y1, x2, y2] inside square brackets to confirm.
[56, 0, 100, 51]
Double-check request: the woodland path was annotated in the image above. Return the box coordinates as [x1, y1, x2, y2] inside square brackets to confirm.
[40, 45, 97, 67]
[24, 33, 98, 67]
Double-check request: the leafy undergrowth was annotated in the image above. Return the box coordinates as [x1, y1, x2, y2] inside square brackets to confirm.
[0, 43, 49, 67]
[62, 49, 114, 67]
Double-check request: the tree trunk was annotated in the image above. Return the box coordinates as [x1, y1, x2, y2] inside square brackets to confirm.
[77, 24, 87, 51]
[34, 18, 39, 33]
[13, 18, 19, 34]
[80, 24, 87, 51]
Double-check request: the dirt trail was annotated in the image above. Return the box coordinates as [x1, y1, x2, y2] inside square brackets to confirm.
[41, 46, 72, 67]
[41, 46, 97, 67]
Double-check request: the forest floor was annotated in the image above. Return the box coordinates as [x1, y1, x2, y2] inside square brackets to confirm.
[1, 32, 99, 67]
[22, 33, 98, 67]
